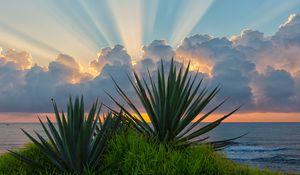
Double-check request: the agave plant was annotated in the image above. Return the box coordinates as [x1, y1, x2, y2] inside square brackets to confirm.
[108, 58, 242, 149]
[10, 97, 122, 173]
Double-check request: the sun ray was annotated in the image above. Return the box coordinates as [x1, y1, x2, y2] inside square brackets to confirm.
[170, 0, 214, 46]
[107, 0, 143, 60]
[141, 0, 159, 44]
[0, 0, 101, 67]
[0, 29, 55, 65]
[48, 0, 106, 50]
[251, 1, 300, 29]
[79, 1, 119, 47]
[0, 22, 61, 54]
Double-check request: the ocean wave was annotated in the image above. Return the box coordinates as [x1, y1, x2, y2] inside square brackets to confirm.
[225, 145, 288, 152]
[232, 155, 300, 164]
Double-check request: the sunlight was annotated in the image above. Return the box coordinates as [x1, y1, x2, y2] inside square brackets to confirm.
[78, 1, 115, 47]
[177, 53, 214, 76]
[128, 112, 300, 123]
[87, 67, 100, 77]
[141, 0, 159, 44]
[189, 61, 213, 77]
[0, 29, 55, 65]
[251, 1, 300, 28]
[107, 0, 143, 60]
[170, 0, 214, 46]
[131, 59, 137, 66]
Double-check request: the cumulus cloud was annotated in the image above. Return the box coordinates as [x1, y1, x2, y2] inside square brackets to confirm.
[177, 33, 257, 111]
[1, 14, 300, 113]
[0, 53, 94, 112]
[0, 48, 32, 70]
[89, 45, 132, 76]
[276, 13, 300, 43]
[177, 13, 300, 112]
[142, 40, 175, 62]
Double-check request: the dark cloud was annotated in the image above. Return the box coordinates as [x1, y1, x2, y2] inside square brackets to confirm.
[253, 67, 296, 112]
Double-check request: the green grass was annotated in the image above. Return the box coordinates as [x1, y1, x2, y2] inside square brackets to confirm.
[0, 144, 57, 175]
[0, 130, 292, 175]
[102, 130, 284, 175]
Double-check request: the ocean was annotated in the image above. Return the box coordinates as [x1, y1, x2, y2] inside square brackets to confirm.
[0, 123, 299, 173]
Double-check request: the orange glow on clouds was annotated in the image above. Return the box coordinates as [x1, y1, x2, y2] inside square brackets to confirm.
[0, 112, 299, 123]
[189, 61, 213, 77]
[177, 53, 213, 76]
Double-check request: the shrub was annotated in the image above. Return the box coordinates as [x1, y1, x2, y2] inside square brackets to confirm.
[10, 97, 123, 174]
[109, 58, 241, 148]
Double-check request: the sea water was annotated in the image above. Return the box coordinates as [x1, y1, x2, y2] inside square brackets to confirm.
[210, 123, 300, 173]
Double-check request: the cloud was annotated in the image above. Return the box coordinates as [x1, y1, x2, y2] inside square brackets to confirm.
[142, 40, 175, 62]
[231, 29, 272, 51]
[1, 14, 300, 113]
[0, 52, 93, 112]
[275, 13, 300, 44]
[0, 57, 25, 95]
[89, 45, 131, 76]
[252, 67, 296, 112]
[176, 13, 300, 112]
[0, 48, 32, 70]
[229, 14, 300, 75]
[177, 34, 257, 111]
[176, 36, 216, 77]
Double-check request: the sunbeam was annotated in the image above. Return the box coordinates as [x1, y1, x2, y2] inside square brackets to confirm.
[0, 0, 100, 66]
[79, 1, 115, 47]
[76, 1, 113, 47]
[49, 0, 106, 51]
[0, 29, 55, 64]
[170, 0, 214, 46]
[0, 22, 60, 54]
[0, 22, 60, 64]
[141, 0, 159, 44]
[251, 1, 300, 29]
[107, 0, 143, 60]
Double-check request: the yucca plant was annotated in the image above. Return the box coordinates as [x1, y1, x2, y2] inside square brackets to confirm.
[108, 58, 242, 149]
[10, 97, 122, 174]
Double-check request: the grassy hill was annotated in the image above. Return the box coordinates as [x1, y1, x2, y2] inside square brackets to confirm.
[0, 130, 287, 175]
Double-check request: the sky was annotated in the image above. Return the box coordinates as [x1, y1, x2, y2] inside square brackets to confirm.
[0, 0, 300, 122]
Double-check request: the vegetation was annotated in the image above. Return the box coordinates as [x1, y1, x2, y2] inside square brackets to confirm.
[102, 130, 283, 175]
[0, 131, 284, 175]
[10, 97, 123, 174]
[0, 144, 56, 175]
[109, 59, 240, 148]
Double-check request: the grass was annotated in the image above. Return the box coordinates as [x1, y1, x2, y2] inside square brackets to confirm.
[103, 130, 284, 175]
[0, 144, 57, 175]
[0, 130, 291, 175]
[0, 144, 95, 175]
